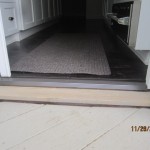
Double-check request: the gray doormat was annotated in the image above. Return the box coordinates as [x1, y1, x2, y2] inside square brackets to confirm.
[11, 33, 111, 75]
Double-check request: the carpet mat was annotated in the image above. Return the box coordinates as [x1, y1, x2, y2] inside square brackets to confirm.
[11, 33, 111, 75]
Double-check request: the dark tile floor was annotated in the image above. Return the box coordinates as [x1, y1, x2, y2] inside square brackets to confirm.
[7, 19, 147, 82]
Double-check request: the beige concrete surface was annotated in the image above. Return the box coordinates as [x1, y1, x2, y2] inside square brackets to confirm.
[0, 102, 150, 150]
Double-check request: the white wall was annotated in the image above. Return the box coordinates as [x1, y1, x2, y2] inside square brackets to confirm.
[86, 0, 103, 19]
[135, 0, 150, 50]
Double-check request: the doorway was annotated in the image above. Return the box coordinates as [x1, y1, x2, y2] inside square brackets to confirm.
[62, 0, 86, 20]
[0, 0, 149, 90]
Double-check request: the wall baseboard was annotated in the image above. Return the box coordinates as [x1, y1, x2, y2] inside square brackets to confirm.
[129, 47, 150, 65]
[6, 33, 20, 45]
[104, 18, 150, 65]
[6, 20, 57, 45]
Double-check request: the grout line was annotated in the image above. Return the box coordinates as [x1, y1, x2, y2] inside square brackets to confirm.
[80, 108, 141, 150]
[7, 107, 91, 150]
[0, 105, 45, 125]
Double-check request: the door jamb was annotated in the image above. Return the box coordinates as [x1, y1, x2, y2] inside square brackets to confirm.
[146, 60, 150, 89]
[0, 9, 11, 77]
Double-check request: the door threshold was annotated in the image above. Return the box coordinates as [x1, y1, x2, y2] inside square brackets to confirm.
[0, 77, 147, 91]
[0, 86, 150, 107]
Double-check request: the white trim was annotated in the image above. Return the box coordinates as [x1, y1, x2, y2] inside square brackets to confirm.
[129, 46, 150, 65]
[146, 59, 150, 89]
[6, 33, 20, 45]
[0, 9, 11, 77]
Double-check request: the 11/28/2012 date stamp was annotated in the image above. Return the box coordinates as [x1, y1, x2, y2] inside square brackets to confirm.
[131, 126, 150, 132]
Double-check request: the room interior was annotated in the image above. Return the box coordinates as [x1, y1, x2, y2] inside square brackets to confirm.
[0, 0, 149, 90]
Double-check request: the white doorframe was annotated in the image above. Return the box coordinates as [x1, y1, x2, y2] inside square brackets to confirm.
[0, 10, 11, 77]
[146, 60, 150, 89]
